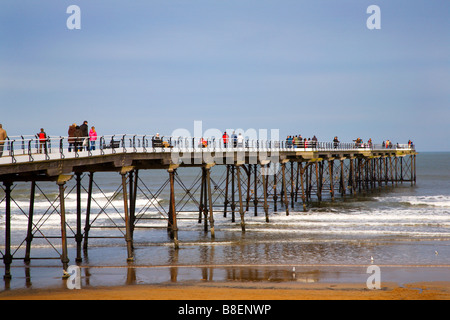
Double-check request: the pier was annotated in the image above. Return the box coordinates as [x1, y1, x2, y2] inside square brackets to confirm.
[0, 134, 417, 279]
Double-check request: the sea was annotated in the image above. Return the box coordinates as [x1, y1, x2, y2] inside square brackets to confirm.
[0, 152, 449, 289]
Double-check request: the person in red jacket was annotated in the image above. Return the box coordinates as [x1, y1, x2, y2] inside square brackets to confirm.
[222, 131, 229, 148]
[38, 128, 47, 154]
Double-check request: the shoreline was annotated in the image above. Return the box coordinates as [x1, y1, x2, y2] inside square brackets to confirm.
[1, 264, 449, 300]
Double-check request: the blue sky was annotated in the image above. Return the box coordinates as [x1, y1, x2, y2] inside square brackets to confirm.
[1, 0, 449, 151]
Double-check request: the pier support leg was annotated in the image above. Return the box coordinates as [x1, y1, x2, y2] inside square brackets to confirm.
[120, 169, 134, 261]
[83, 172, 93, 252]
[231, 165, 236, 222]
[290, 162, 295, 208]
[329, 160, 335, 201]
[246, 164, 251, 212]
[236, 165, 246, 233]
[273, 167, 278, 212]
[262, 164, 269, 222]
[400, 157, 403, 183]
[281, 162, 289, 216]
[378, 158, 383, 188]
[167, 166, 179, 248]
[349, 158, 354, 195]
[206, 165, 215, 239]
[200, 167, 208, 231]
[57, 175, 72, 277]
[3, 181, 12, 280]
[199, 168, 204, 223]
[315, 162, 321, 202]
[253, 164, 258, 216]
[24, 180, 36, 264]
[295, 162, 300, 203]
[395, 157, 398, 187]
[300, 163, 306, 211]
[390, 157, 394, 186]
[129, 170, 138, 245]
[384, 157, 389, 185]
[357, 158, 362, 193]
[223, 165, 229, 218]
[340, 160, 345, 197]
[75, 172, 83, 262]
[306, 164, 312, 201]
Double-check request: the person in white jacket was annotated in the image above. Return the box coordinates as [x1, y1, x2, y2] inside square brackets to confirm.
[237, 133, 244, 148]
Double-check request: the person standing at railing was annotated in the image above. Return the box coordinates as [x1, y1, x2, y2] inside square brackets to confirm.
[298, 135, 303, 148]
[312, 135, 318, 148]
[237, 133, 244, 147]
[89, 126, 97, 151]
[231, 131, 237, 148]
[222, 131, 229, 148]
[200, 137, 207, 148]
[0, 124, 7, 157]
[80, 120, 89, 151]
[74, 125, 83, 152]
[38, 128, 47, 154]
[333, 136, 340, 149]
[68, 123, 76, 152]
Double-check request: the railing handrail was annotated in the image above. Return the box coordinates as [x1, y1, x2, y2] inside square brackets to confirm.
[0, 134, 416, 165]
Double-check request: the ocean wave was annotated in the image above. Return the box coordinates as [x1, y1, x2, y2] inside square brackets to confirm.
[374, 195, 450, 208]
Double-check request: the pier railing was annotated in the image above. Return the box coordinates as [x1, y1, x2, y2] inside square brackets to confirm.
[0, 135, 415, 165]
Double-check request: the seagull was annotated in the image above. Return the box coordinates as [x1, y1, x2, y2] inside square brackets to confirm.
[370, 256, 374, 263]
[292, 267, 296, 279]
[435, 251, 439, 256]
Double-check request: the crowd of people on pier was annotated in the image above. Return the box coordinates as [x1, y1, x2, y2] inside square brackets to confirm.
[2, 120, 100, 155]
[285, 135, 318, 148]
[67, 120, 97, 152]
[221, 131, 244, 148]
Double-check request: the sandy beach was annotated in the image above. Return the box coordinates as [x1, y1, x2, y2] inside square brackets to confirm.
[0, 265, 449, 300]
[1, 281, 449, 300]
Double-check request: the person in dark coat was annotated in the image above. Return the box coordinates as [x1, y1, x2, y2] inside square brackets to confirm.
[68, 123, 76, 152]
[79, 120, 89, 150]
[74, 125, 83, 152]
[0, 124, 7, 157]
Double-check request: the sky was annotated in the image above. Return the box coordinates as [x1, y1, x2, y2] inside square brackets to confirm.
[0, 0, 449, 151]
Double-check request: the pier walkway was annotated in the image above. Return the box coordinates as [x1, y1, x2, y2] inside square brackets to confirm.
[0, 134, 417, 279]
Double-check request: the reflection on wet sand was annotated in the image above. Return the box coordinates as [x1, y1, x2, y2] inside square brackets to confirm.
[3, 261, 449, 292]
[1, 263, 351, 291]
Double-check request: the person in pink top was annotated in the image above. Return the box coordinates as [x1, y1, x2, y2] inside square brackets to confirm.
[89, 126, 97, 151]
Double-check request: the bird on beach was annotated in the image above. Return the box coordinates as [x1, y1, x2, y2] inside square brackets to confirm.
[435, 251, 439, 256]
[370, 256, 374, 263]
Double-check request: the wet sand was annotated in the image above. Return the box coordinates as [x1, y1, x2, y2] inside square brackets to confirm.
[1, 280, 449, 300]
[0, 265, 449, 300]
